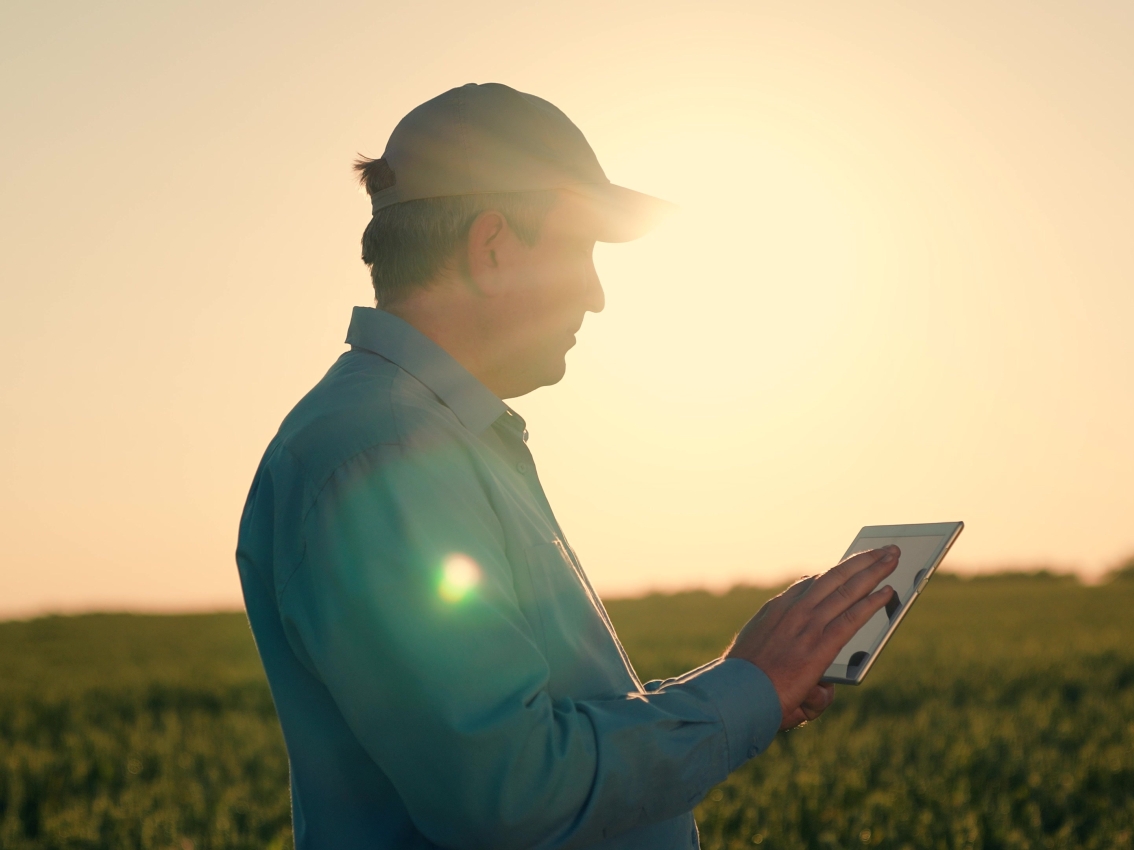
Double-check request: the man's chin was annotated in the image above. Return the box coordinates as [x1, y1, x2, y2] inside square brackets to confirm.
[534, 358, 568, 390]
[547, 354, 569, 384]
[506, 358, 568, 399]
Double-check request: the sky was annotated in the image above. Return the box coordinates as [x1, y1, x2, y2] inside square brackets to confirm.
[2, 1, 1132, 617]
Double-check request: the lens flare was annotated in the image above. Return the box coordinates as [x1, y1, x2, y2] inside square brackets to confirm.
[438, 554, 481, 603]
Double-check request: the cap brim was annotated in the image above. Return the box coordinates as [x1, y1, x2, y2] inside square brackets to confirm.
[562, 183, 677, 243]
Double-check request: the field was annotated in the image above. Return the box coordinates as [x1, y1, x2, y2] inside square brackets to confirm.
[1, 572, 1132, 849]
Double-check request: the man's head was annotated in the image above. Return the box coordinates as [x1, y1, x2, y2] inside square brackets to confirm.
[354, 83, 671, 398]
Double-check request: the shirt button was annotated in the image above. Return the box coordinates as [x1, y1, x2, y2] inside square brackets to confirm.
[748, 745, 759, 758]
[516, 462, 529, 474]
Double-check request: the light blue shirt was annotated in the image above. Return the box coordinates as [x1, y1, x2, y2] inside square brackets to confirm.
[236, 307, 782, 849]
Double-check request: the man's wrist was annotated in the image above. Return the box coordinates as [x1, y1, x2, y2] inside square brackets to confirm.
[687, 658, 782, 772]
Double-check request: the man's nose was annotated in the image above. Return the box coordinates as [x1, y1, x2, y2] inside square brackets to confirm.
[584, 265, 605, 314]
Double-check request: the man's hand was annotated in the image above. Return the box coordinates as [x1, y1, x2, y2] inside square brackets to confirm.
[725, 546, 900, 730]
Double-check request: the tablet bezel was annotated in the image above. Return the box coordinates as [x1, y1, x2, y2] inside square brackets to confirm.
[821, 521, 964, 685]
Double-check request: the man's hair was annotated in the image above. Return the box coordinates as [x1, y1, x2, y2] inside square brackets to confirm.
[353, 157, 557, 307]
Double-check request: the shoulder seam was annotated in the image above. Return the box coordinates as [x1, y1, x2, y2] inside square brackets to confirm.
[275, 440, 399, 604]
[274, 370, 475, 604]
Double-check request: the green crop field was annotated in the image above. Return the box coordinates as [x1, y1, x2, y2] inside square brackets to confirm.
[2, 571, 1132, 849]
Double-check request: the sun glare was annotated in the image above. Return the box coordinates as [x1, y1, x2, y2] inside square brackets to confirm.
[438, 554, 482, 603]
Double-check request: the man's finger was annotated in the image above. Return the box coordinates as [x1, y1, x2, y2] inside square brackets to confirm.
[801, 546, 898, 611]
[822, 585, 895, 648]
[809, 551, 900, 624]
[783, 683, 836, 729]
[799, 682, 834, 720]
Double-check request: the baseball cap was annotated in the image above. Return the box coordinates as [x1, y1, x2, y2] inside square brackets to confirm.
[369, 83, 675, 242]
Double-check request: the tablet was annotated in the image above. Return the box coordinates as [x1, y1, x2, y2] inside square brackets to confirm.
[821, 521, 963, 685]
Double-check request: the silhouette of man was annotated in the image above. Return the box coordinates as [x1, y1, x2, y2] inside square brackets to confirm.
[236, 83, 897, 849]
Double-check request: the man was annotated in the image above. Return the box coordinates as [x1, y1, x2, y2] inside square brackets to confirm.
[236, 83, 897, 849]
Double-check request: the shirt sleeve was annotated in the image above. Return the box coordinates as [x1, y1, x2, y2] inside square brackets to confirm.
[277, 431, 781, 850]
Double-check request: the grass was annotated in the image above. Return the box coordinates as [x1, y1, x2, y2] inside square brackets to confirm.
[610, 575, 1134, 850]
[1, 572, 1132, 848]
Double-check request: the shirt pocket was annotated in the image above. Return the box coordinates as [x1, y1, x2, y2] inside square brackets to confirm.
[522, 540, 638, 699]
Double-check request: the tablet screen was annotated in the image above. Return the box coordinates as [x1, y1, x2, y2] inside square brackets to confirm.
[825, 522, 962, 682]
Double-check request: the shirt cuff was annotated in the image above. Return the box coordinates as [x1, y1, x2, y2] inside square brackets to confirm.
[687, 658, 782, 772]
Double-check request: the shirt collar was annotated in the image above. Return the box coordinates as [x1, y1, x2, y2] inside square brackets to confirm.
[345, 306, 507, 434]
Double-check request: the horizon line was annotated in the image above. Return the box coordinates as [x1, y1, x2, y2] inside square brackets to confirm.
[2, 563, 1127, 624]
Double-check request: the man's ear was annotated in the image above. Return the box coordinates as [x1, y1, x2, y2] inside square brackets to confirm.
[464, 210, 510, 294]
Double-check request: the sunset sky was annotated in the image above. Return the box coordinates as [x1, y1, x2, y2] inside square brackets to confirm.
[2, 1, 1132, 617]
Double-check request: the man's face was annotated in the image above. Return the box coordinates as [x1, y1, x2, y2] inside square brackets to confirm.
[487, 193, 605, 397]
